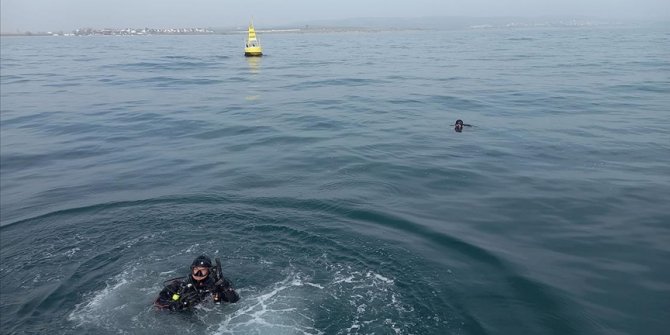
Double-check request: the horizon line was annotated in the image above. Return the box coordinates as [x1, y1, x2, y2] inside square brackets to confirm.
[2, 15, 667, 35]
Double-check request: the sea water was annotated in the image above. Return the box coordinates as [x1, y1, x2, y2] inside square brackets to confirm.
[1, 24, 669, 334]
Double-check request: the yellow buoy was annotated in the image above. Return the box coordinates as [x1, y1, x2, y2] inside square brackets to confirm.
[244, 22, 263, 57]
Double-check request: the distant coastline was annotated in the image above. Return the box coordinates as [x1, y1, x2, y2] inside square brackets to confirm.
[0, 27, 389, 37]
[2, 16, 665, 36]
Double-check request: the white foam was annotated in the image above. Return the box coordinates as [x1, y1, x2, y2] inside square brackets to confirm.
[67, 269, 131, 326]
[305, 283, 324, 289]
[214, 272, 323, 335]
[66, 258, 411, 334]
[184, 243, 200, 253]
[67, 263, 163, 332]
[373, 273, 393, 284]
[64, 247, 80, 258]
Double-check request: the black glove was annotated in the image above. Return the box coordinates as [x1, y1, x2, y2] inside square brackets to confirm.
[179, 289, 200, 308]
[219, 277, 232, 289]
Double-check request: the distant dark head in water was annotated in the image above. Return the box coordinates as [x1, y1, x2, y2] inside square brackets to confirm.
[454, 119, 464, 132]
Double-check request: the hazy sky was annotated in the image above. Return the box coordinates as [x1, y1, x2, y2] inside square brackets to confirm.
[2, 0, 669, 33]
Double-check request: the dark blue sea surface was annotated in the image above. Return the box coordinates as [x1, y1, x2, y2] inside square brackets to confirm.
[1, 24, 670, 334]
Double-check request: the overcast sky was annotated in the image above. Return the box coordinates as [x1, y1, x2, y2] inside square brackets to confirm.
[2, 0, 669, 33]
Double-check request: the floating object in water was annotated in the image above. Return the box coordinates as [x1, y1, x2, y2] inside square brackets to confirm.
[244, 22, 263, 57]
[454, 119, 471, 132]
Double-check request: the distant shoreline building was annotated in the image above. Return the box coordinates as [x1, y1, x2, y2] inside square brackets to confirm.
[72, 27, 215, 36]
[0, 27, 216, 36]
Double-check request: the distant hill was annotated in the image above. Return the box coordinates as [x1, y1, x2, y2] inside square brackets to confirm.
[275, 16, 650, 31]
[208, 16, 664, 35]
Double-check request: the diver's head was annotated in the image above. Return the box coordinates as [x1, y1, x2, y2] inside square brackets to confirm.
[190, 255, 212, 281]
[455, 119, 464, 132]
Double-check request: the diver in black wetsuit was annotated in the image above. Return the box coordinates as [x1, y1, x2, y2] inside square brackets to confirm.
[454, 119, 472, 132]
[154, 255, 239, 311]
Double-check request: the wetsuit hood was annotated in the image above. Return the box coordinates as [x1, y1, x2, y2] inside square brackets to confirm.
[191, 255, 212, 268]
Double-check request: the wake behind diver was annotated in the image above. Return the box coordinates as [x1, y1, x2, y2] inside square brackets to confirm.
[154, 255, 240, 311]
